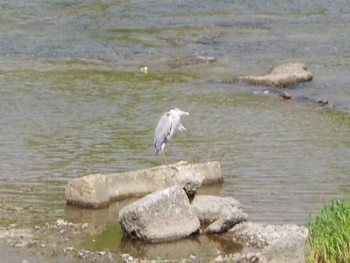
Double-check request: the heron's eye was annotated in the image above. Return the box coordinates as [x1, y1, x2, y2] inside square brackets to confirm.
[166, 113, 170, 117]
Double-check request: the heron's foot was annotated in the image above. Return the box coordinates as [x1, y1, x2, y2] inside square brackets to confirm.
[166, 163, 180, 171]
[166, 160, 190, 171]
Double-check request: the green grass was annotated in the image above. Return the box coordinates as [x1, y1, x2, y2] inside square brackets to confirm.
[306, 200, 350, 263]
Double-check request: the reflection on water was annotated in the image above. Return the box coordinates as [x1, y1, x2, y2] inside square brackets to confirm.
[119, 234, 243, 260]
[1, 0, 350, 259]
[66, 199, 243, 260]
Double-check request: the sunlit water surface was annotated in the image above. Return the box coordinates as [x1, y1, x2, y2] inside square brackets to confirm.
[1, 0, 350, 260]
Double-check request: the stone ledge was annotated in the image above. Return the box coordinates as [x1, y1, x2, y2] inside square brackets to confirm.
[65, 161, 222, 209]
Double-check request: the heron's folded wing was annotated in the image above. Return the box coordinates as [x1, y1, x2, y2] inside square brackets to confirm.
[154, 113, 173, 145]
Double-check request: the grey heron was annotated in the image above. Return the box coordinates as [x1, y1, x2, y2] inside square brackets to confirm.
[154, 107, 189, 164]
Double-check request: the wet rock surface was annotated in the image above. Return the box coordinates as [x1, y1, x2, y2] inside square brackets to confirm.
[191, 195, 248, 234]
[252, 87, 331, 108]
[167, 56, 217, 69]
[119, 185, 200, 243]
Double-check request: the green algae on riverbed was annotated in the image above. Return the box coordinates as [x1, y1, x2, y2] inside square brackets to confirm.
[82, 223, 123, 254]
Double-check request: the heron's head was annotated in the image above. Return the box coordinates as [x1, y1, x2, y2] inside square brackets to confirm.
[171, 107, 189, 116]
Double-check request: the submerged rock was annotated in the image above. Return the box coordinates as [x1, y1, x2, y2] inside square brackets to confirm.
[65, 161, 222, 209]
[167, 56, 216, 69]
[118, 185, 200, 243]
[238, 63, 313, 88]
[191, 195, 247, 234]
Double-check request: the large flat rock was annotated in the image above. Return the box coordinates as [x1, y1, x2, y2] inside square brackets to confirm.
[65, 161, 222, 208]
[118, 185, 200, 243]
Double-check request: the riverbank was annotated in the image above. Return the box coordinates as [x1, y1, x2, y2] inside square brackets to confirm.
[0, 219, 307, 263]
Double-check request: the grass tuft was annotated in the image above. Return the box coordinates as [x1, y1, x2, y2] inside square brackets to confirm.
[306, 200, 350, 263]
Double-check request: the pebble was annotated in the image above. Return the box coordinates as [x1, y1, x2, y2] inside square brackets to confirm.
[63, 246, 74, 253]
[280, 91, 292, 99]
[189, 255, 196, 260]
[215, 255, 223, 262]
[81, 223, 89, 230]
[317, 98, 328, 105]
[250, 255, 259, 262]
[56, 219, 68, 227]
[78, 249, 90, 259]
[140, 65, 148, 74]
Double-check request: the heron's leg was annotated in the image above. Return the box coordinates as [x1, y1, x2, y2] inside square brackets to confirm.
[160, 151, 181, 171]
[161, 151, 167, 165]
[161, 151, 179, 171]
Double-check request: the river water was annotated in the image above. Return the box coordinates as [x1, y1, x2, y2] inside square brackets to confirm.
[1, 0, 350, 259]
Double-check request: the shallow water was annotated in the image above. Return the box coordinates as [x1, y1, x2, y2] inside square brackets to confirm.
[1, 0, 350, 259]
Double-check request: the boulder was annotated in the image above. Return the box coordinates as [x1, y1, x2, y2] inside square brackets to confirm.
[65, 161, 222, 208]
[65, 174, 110, 208]
[118, 185, 200, 243]
[239, 63, 313, 88]
[191, 195, 247, 234]
[229, 222, 308, 263]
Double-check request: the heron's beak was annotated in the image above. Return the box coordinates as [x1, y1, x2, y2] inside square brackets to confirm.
[178, 110, 189, 116]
